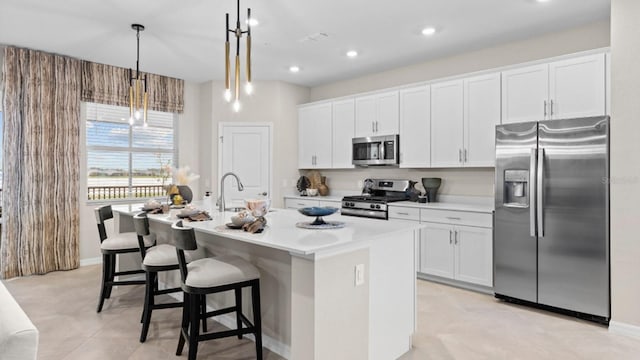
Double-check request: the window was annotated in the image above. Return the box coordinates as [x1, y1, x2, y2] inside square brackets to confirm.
[86, 102, 176, 201]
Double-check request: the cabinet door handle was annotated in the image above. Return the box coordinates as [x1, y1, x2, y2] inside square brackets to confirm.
[375, 121, 379, 132]
[297, 203, 305, 206]
[464, 149, 468, 163]
[550, 99, 554, 116]
[449, 230, 453, 244]
[459, 149, 462, 163]
[454, 231, 459, 245]
[544, 100, 548, 118]
[397, 212, 410, 216]
[446, 216, 462, 220]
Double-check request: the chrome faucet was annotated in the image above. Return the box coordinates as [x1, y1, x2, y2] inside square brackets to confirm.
[218, 172, 245, 212]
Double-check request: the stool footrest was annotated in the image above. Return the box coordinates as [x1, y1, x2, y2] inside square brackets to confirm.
[204, 306, 236, 319]
[110, 280, 145, 286]
[155, 287, 182, 296]
[114, 269, 145, 276]
[153, 302, 183, 310]
[198, 326, 256, 342]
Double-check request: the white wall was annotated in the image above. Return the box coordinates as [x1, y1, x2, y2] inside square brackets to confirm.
[610, 0, 640, 331]
[306, 20, 610, 197]
[202, 81, 310, 208]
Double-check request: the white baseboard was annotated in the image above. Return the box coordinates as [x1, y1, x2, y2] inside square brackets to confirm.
[609, 321, 640, 339]
[165, 287, 290, 359]
[80, 257, 102, 267]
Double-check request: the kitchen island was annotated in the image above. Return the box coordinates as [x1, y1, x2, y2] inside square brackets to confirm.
[112, 204, 421, 360]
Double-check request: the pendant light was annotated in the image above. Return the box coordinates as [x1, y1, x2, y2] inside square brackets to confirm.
[225, 0, 252, 112]
[129, 24, 148, 126]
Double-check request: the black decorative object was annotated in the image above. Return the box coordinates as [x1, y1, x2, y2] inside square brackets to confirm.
[421, 177, 442, 203]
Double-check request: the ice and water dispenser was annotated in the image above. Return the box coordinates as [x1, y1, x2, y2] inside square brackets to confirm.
[503, 170, 529, 207]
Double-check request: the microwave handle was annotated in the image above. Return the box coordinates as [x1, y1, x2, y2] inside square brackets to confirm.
[379, 141, 386, 160]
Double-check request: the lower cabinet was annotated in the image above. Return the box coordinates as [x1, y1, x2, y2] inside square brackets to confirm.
[419, 222, 493, 288]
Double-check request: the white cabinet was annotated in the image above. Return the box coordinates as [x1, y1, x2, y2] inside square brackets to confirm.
[399, 85, 431, 168]
[431, 74, 500, 168]
[502, 53, 605, 124]
[431, 80, 464, 167]
[298, 103, 332, 169]
[464, 73, 501, 167]
[419, 223, 455, 278]
[355, 90, 399, 137]
[606, 52, 611, 115]
[332, 99, 355, 169]
[419, 209, 493, 288]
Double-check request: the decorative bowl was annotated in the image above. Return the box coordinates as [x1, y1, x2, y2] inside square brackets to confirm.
[298, 207, 339, 217]
[306, 188, 318, 196]
[298, 207, 339, 226]
[245, 198, 271, 217]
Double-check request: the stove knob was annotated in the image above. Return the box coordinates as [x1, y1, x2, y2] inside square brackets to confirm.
[375, 204, 381, 209]
[370, 204, 375, 209]
[349, 202, 354, 207]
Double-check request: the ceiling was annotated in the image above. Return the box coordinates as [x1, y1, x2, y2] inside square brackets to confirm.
[0, 0, 610, 87]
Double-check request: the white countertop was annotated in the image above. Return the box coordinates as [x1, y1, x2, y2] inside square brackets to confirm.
[113, 203, 421, 257]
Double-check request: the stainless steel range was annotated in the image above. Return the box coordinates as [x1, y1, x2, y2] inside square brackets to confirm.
[341, 179, 411, 220]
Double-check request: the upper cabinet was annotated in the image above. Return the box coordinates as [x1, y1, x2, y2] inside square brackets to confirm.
[399, 85, 431, 168]
[332, 99, 355, 169]
[502, 53, 606, 124]
[431, 80, 465, 167]
[298, 103, 332, 169]
[464, 73, 501, 167]
[431, 73, 501, 167]
[355, 90, 399, 137]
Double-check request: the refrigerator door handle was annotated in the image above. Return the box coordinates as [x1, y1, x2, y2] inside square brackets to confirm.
[530, 148, 537, 237]
[537, 148, 545, 237]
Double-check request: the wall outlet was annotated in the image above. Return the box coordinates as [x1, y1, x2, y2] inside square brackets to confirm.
[355, 264, 365, 287]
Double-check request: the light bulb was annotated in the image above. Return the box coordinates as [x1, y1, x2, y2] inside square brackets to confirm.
[245, 82, 253, 95]
[224, 89, 232, 102]
[233, 100, 241, 112]
[134, 110, 142, 120]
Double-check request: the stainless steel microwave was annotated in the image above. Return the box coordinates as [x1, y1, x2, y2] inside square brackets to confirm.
[352, 135, 399, 166]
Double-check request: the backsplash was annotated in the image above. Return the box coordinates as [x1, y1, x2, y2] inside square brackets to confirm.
[297, 168, 495, 197]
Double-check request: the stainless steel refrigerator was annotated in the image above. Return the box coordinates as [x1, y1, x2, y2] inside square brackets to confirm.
[494, 116, 609, 323]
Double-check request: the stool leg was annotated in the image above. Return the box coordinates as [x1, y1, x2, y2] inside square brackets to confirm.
[176, 293, 189, 356]
[105, 254, 116, 298]
[188, 293, 200, 360]
[252, 281, 263, 360]
[235, 288, 243, 339]
[96, 254, 110, 313]
[201, 294, 207, 333]
[140, 271, 154, 342]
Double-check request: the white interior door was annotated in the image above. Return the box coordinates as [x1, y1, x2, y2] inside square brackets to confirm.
[219, 124, 271, 208]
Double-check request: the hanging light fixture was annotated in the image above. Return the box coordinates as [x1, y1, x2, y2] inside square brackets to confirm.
[225, 0, 252, 112]
[129, 24, 148, 126]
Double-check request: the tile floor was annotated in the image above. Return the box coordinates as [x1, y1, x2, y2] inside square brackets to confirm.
[4, 265, 640, 359]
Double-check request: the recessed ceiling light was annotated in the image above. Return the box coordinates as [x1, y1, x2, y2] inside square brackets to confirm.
[246, 18, 259, 26]
[346, 50, 358, 58]
[536, 0, 551, 2]
[421, 27, 437, 36]
[289, 66, 300, 73]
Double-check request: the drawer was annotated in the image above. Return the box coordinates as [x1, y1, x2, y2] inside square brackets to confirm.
[388, 206, 420, 221]
[285, 198, 319, 209]
[420, 209, 492, 228]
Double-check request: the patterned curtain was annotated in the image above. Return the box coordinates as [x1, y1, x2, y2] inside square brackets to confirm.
[81, 61, 184, 113]
[1, 47, 81, 278]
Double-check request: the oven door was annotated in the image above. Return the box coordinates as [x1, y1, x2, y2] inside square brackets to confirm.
[352, 135, 399, 166]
